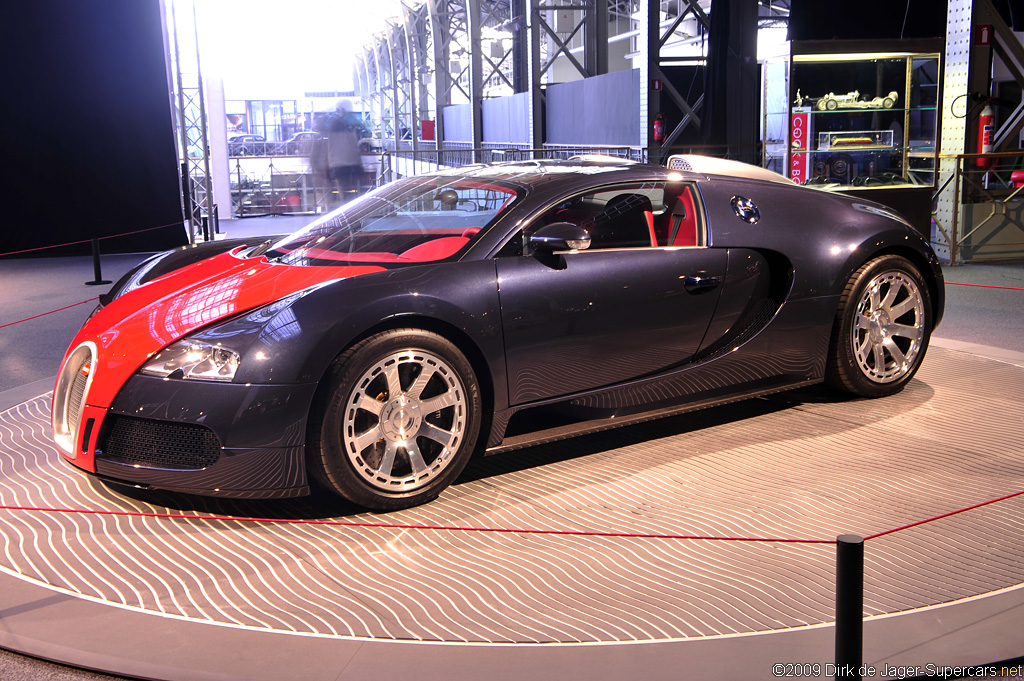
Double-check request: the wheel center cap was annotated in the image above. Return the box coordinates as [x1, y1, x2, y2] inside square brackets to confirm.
[380, 397, 422, 441]
[867, 310, 892, 344]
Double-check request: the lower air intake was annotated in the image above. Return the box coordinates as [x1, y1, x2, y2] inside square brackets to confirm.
[99, 415, 221, 470]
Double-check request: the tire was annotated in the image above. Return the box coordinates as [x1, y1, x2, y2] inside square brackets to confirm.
[829, 154, 853, 181]
[825, 255, 932, 398]
[816, 99, 827, 111]
[825, 98, 838, 111]
[882, 97, 895, 109]
[308, 329, 482, 510]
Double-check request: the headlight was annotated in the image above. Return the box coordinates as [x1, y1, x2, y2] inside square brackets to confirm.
[140, 340, 240, 381]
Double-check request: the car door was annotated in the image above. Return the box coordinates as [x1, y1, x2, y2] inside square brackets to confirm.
[495, 181, 727, 405]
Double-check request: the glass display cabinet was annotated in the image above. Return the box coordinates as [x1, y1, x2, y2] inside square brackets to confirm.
[789, 45, 941, 190]
[787, 39, 944, 235]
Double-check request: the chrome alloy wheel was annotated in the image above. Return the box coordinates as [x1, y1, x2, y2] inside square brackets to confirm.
[852, 271, 926, 384]
[343, 349, 467, 491]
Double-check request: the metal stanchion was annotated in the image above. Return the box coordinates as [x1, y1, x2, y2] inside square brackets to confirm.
[181, 161, 195, 244]
[835, 534, 864, 679]
[85, 238, 111, 286]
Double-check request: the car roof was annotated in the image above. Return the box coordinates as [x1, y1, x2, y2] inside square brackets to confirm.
[426, 155, 791, 191]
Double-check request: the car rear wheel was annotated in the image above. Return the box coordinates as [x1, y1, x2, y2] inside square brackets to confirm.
[826, 255, 932, 398]
[309, 329, 482, 510]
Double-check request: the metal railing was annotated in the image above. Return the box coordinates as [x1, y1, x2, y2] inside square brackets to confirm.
[229, 158, 323, 217]
[227, 138, 319, 159]
[933, 150, 1024, 264]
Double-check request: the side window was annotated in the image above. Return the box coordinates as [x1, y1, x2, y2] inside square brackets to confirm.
[494, 181, 704, 257]
[550, 189, 656, 250]
[653, 183, 703, 248]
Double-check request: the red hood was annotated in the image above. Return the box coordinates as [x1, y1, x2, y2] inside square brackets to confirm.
[62, 249, 385, 408]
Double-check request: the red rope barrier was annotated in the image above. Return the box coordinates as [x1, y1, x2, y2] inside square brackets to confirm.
[0, 223, 184, 258]
[0, 504, 836, 544]
[946, 281, 1024, 291]
[863, 489, 1024, 540]
[0, 238, 96, 257]
[2, 487, 1022, 545]
[0, 298, 97, 329]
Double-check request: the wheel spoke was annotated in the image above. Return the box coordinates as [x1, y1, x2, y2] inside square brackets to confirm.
[352, 424, 383, 453]
[406, 366, 436, 400]
[405, 440, 428, 475]
[420, 391, 456, 414]
[384, 364, 403, 399]
[855, 333, 872, 358]
[890, 323, 923, 343]
[883, 337, 907, 367]
[888, 295, 920, 319]
[872, 342, 887, 372]
[418, 422, 455, 448]
[880, 282, 900, 310]
[868, 285, 882, 313]
[376, 440, 399, 477]
[355, 393, 385, 417]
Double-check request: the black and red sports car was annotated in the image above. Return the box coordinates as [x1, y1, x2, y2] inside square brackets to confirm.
[53, 156, 944, 510]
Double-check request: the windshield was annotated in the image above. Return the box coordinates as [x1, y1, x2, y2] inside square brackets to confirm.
[264, 176, 519, 266]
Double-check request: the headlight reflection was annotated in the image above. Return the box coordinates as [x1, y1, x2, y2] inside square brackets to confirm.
[140, 340, 241, 381]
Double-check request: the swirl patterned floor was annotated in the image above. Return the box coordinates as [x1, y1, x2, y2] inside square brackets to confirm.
[1, 345, 1023, 650]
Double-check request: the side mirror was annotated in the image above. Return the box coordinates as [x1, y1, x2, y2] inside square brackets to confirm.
[529, 222, 591, 254]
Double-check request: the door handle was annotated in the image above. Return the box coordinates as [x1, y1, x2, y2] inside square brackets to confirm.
[683, 273, 722, 292]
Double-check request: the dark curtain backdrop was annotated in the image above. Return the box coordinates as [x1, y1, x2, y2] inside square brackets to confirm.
[1, 0, 187, 257]
[789, 0, 949, 41]
[701, 0, 759, 165]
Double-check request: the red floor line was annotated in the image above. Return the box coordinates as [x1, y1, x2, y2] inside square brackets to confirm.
[946, 281, 1024, 291]
[0, 299, 97, 329]
[0, 238, 96, 257]
[0, 222, 184, 258]
[864, 489, 1024, 540]
[0, 504, 836, 544]
[4, 488, 1021, 545]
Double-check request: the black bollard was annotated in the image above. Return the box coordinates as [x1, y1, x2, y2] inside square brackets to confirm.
[85, 238, 112, 286]
[835, 534, 864, 679]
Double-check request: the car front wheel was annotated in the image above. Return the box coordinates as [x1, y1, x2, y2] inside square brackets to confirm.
[309, 329, 482, 510]
[826, 255, 932, 398]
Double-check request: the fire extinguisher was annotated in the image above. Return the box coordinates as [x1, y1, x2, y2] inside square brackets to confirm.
[977, 102, 994, 169]
[653, 113, 665, 144]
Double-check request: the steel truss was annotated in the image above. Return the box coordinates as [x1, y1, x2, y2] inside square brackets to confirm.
[355, 0, 727, 159]
[167, 0, 213, 243]
[935, 0, 1024, 263]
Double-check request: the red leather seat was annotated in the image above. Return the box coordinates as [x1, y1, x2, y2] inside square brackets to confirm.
[667, 190, 698, 247]
[397, 236, 470, 262]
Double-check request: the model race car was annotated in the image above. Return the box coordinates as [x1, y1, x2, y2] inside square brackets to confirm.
[816, 90, 899, 111]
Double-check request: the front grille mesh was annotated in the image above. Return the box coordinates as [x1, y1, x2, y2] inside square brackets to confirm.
[67, 362, 88, 433]
[99, 415, 221, 470]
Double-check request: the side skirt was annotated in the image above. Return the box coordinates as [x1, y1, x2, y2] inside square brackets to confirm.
[485, 376, 823, 455]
